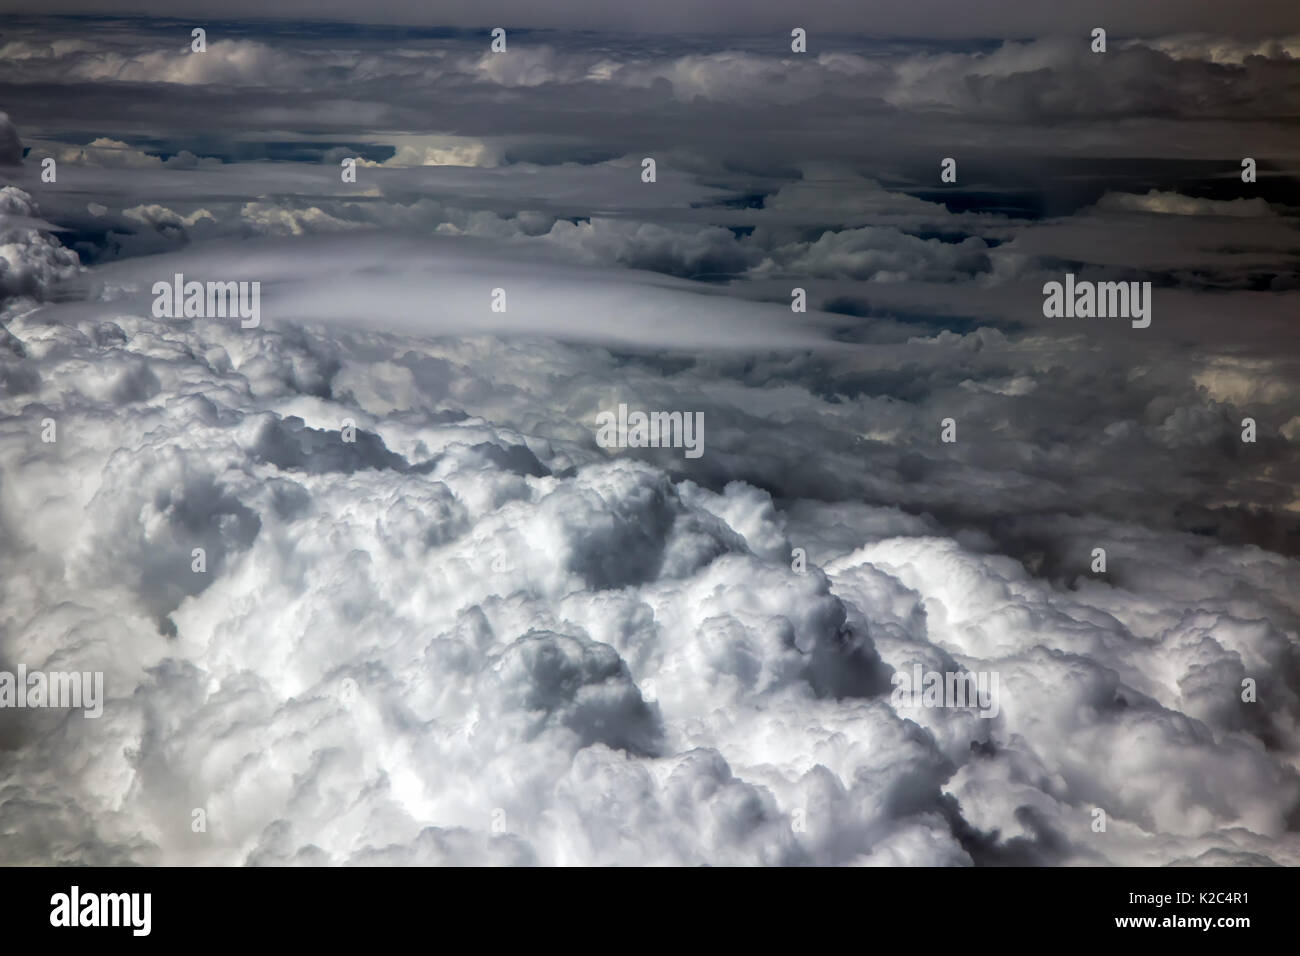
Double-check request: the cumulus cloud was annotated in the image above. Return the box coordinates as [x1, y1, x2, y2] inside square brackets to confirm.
[2, 192, 1298, 864]
[46, 138, 221, 170]
[752, 226, 992, 282]
[1095, 190, 1276, 218]
[384, 137, 500, 168]
[123, 202, 217, 236]
[0, 187, 81, 304]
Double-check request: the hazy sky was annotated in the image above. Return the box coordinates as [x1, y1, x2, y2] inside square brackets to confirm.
[7, 0, 1300, 37]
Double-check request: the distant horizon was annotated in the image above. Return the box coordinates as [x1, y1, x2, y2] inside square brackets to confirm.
[5, 1, 1300, 38]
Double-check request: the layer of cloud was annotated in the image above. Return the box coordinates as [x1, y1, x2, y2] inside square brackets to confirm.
[1, 182, 1298, 864]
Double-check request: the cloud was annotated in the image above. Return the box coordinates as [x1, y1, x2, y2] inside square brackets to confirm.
[0, 187, 82, 304]
[752, 226, 992, 282]
[383, 137, 500, 168]
[1095, 190, 1276, 218]
[61, 39, 314, 87]
[46, 138, 221, 170]
[0, 112, 22, 166]
[123, 202, 217, 236]
[1, 9, 1299, 868]
[58, 231, 841, 350]
[1143, 33, 1300, 63]
[2, 190, 1297, 862]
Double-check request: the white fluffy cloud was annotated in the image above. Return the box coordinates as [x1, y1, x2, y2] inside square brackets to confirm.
[0, 186, 81, 303]
[1, 184, 1297, 865]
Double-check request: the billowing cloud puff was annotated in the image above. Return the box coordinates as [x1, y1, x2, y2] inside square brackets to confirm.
[753, 226, 992, 283]
[44, 138, 221, 171]
[384, 138, 500, 168]
[0, 187, 81, 304]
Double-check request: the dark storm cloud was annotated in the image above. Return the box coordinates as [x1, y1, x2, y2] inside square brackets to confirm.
[4, 20, 1299, 199]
